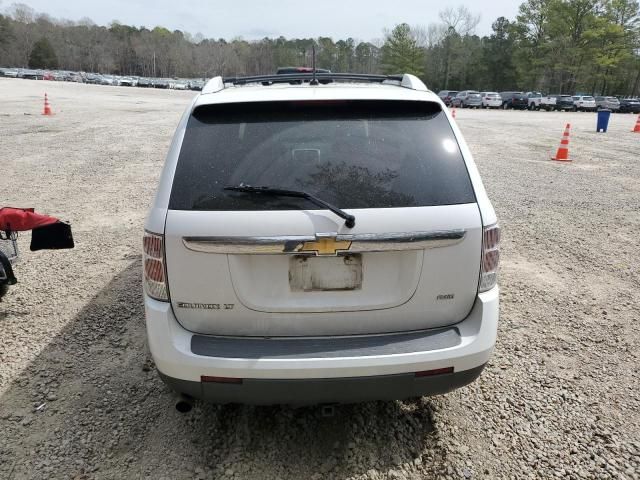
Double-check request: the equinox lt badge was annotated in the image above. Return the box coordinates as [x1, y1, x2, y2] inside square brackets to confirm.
[177, 302, 234, 310]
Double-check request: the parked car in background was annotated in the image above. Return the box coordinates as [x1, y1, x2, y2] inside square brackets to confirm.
[154, 78, 170, 89]
[437, 90, 459, 107]
[21, 69, 43, 80]
[548, 95, 575, 111]
[595, 96, 620, 112]
[276, 67, 331, 75]
[452, 91, 482, 108]
[499, 91, 528, 109]
[480, 92, 502, 108]
[137, 77, 151, 87]
[618, 98, 640, 113]
[526, 92, 556, 111]
[571, 95, 596, 112]
[85, 73, 102, 84]
[119, 76, 136, 87]
[189, 80, 204, 91]
[526, 92, 541, 110]
[0, 68, 19, 77]
[68, 72, 83, 83]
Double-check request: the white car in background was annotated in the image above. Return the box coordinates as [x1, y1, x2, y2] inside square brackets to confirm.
[143, 71, 500, 407]
[481, 92, 502, 108]
[0, 68, 19, 78]
[119, 76, 137, 87]
[572, 95, 597, 112]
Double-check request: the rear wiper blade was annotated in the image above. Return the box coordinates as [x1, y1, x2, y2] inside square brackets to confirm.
[224, 184, 356, 228]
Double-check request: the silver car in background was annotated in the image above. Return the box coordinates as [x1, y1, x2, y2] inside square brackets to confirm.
[453, 91, 482, 108]
[595, 96, 620, 111]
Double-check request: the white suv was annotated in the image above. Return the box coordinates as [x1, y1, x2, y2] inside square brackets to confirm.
[143, 72, 500, 406]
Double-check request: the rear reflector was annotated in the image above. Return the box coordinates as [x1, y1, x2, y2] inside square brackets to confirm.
[415, 367, 454, 377]
[201, 376, 243, 384]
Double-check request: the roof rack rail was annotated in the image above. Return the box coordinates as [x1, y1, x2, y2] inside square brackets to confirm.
[223, 73, 405, 86]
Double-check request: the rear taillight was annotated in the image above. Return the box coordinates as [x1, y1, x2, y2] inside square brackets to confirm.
[479, 224, 500, 292]
[143, 231, 169, 301]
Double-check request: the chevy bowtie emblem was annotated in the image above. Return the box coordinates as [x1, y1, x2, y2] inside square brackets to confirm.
[299, 236, 352, 256]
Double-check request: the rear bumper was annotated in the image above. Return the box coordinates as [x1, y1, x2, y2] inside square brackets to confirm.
[159, 364, 486, 405]
[144, 287, 499, 404]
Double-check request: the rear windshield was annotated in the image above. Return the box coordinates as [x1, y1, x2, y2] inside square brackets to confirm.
[169, 101, 476, 211]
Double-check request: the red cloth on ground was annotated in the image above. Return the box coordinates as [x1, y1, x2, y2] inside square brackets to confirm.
[0, 207, 59, 232]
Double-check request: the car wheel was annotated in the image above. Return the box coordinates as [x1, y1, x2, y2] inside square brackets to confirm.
[0, 284, 8, 301]
[503, 103, 508, 110]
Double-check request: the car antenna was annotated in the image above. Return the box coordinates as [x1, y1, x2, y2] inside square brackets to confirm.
[310, 45, 319, 86]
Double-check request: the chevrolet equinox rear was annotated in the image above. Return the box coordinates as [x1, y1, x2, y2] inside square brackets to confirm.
[143, 72, 500, 405]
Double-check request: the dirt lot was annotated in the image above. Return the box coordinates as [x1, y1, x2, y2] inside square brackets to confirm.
[0, 78, 638, 480]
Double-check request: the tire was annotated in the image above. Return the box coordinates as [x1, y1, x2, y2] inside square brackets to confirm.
[503, 102, 508, 110]
[0, 284, 8, 301]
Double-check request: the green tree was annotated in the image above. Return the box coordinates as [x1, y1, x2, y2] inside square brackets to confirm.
[512, 0, 553, 90]
[28, 37, 58, 69]
[0, 14, 13, 46]
[483, 17, 518, 90]
[381, 23, 425, 76]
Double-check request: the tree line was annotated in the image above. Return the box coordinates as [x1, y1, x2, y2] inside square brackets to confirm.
[0, 1, 638, 95]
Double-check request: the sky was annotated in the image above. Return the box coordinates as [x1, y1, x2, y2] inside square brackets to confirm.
[4, 0, 522, 41]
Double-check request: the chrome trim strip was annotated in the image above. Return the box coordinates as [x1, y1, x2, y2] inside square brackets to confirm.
[182, 230, 466, 255]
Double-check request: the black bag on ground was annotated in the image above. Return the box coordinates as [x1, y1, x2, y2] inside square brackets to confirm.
[30, 222, 74, 251]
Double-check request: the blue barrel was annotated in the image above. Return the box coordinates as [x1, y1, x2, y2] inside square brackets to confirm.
[597, 109, 611, 132]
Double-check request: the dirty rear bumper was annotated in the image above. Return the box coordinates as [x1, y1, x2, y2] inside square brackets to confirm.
[158, 364, 486, 405]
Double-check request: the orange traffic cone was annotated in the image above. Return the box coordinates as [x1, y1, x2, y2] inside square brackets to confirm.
[42, 93, 52, 116]
[551, 123, 572, 162]
[451, 108, 456, 119]
[632, 115, 640, 133]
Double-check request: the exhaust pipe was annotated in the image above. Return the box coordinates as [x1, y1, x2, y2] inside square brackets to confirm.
[175, 394, 194, 413]
[320, 404, 336, 417]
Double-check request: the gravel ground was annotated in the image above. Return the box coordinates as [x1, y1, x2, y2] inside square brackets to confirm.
[0, 78, 638, 480]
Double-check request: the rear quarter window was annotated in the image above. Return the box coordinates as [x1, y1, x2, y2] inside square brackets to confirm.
[169, 100, 476, 211]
